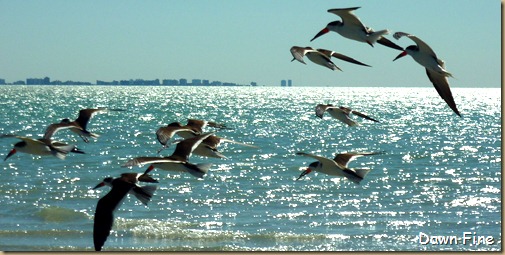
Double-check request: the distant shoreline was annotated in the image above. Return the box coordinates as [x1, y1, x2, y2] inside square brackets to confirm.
[0, 84, 499, 88]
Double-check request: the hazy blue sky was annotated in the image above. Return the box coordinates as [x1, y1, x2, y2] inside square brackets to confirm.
[0, 0, 501, 87]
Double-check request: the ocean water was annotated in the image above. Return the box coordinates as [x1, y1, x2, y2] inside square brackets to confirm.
[0, 85, 500, 251]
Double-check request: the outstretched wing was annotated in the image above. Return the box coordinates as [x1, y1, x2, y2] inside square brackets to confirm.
[43, 122, 82, 140]
[290, 46, 308, 64]
[296, 152, 338, 168]
[333, 152, 382, 168]
[317, 49, 371, 67]
[393, 32, 437, 57]
[327, 7, 367, 31]
[350, 110, 380, 122]
[75, 108, 125, 130]
[425, 67, 461, 117]
[171, 132, 214, 161]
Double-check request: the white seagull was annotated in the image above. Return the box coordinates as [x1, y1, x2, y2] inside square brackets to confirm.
[315, 104, 379, 126]
[310, 7, 403, 51]
[392, 32, 461, 117]
[290, 46, 370, 71]
[296, 151, 382, 184]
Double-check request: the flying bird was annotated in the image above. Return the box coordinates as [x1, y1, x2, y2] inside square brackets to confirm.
[296, 151, 382, 184]
[392, 32, 461, 117]
[156, 119, 228, 153]
[310, 7, 403, 51]
[290, 46, 370, 71]
[185, 119, 229, 133]
[47, 108, 125, 143]
[92, 173, 158, 251]
[156, 122, 199, 153]
[123, 133, 214, 179]
[1, 134, 84, 160]
[170, 134, 259, 159]
[315, 104, 379, 126]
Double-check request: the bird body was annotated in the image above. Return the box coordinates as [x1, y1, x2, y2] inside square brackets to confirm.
[310, 7, 403, 50]
[1, 134, 83, 160]
[392, 32, 460, 116]
[296, 151, 382, 184]
[93, 173, 157, 251]
[315, 104, 379, 126]
[290, 46, 370, 71]
[124, 133, 214, 178]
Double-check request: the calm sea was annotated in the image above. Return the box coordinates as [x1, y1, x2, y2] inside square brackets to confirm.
[0, 85, 501, 251]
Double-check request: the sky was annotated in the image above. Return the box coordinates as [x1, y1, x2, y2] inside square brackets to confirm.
[0, 0, 501, 87]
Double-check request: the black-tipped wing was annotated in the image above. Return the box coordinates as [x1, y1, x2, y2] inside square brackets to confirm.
[327, 7, 366, 30]
[43, 122, 82, 140]
[296, 152, 338, 168]
[171, 132, 214, 161]
[185, 119, 207, 133]
[333, 152, 382, 168]
[394, 32, 437, 57]
[350, 110, 380, 122]
[425, 68, 461, 117]
[76, 108, 125, 130]
[93, 179, 132, 251]
[330, 52, 371, 67]
[156, 126, 196, 146]
[377, 37, 404, 51]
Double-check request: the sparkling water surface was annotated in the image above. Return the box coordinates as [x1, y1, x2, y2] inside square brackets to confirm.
[0, 85, 501, 251]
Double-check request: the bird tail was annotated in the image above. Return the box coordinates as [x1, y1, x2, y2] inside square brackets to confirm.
[368, 29, 389, 44]
[132, 185, 158, 206]
[186, 163, 212, 179]
[344, 168, 371, 184]
[50, 145, 72, 160]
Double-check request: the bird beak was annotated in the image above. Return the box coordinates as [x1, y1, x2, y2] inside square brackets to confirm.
[4, 149, 16, 161]
[310, 28, 329, 42]
[393, 51, 408, 61]
[143, 165, 155, 175]
[92, 182, 105, 190]
[296, 168, 312, 181]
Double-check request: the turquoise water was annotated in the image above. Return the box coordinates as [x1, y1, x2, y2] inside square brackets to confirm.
[0, 85, 501, 251]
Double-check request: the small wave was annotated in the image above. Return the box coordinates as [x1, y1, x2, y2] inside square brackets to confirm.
[35, 206, 90, 222]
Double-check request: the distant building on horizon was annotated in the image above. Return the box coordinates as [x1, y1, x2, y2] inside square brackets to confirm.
[27, 77, 50, 85]
[281, 79, 292, 87]
[162, 79, 178, 85]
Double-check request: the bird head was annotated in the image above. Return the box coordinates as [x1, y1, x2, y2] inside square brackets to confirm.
[92, 177, 113, 189]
